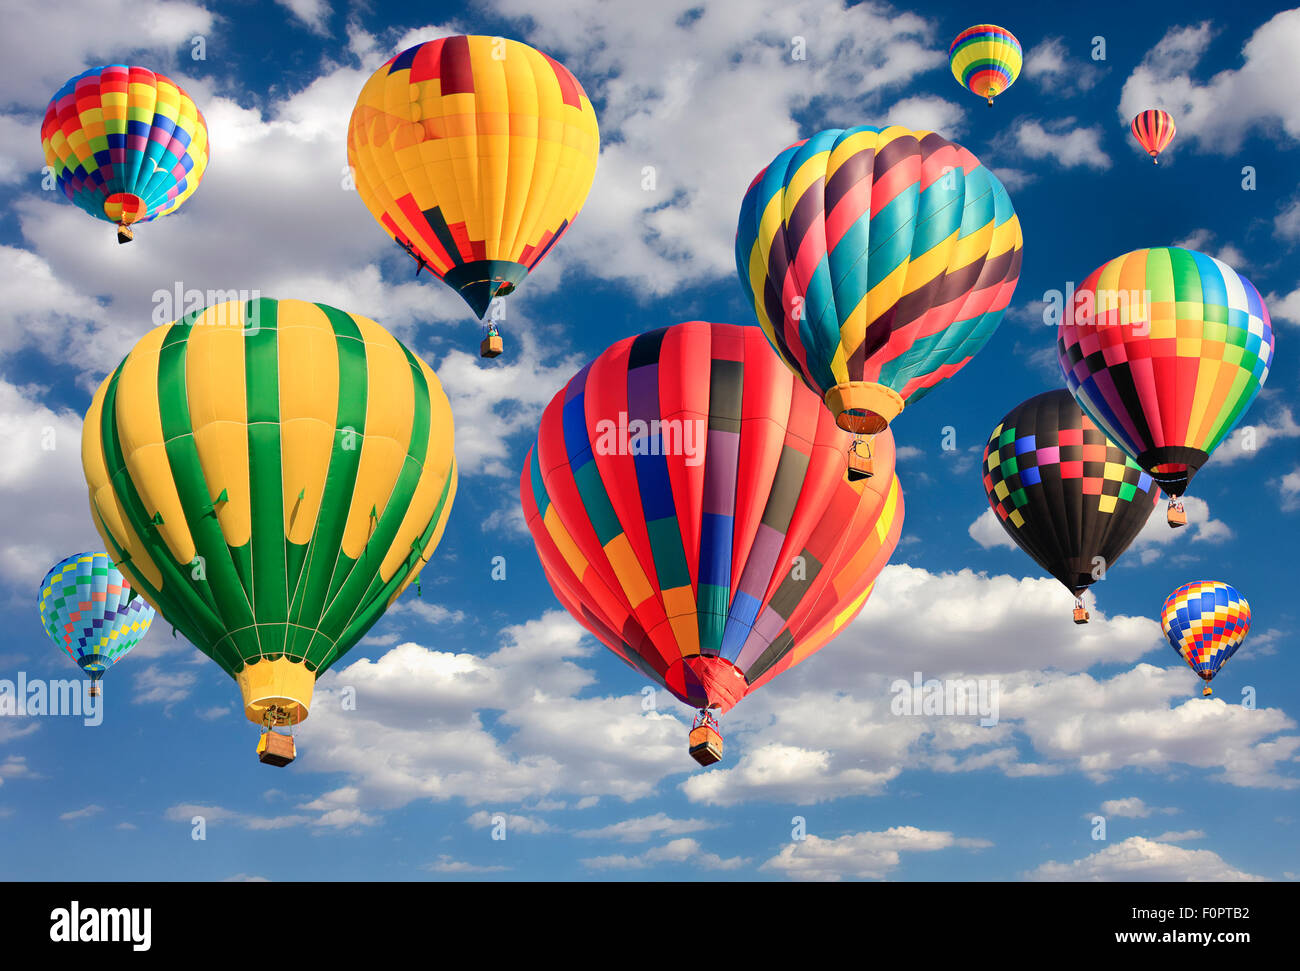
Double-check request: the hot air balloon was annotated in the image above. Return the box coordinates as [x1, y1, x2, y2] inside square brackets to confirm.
[1161, 581, 1250, 696]
[1131, 109, 1176, 164]
[38, 552, 155, 697]
[521, 321, 904, 765]
[1058, 247, 1274, 527]
[81, 298, 457, 765]
[949, 25, 1022, 106]
[41, 65, 209, 243]
[982, 390, 1159, 623]
[736, 125, 1022, 479]
[347, 35, 600, 358]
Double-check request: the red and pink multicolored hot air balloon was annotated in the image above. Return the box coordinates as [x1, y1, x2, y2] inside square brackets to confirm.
[40, 65, 209, 243]
[521, 322, 904, 766]
[1131, 109, 1176, 164]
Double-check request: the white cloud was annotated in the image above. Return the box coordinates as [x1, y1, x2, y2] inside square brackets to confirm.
[575, 812, 717, 843]
[581, 836, 747, 871]
[1211, 408, 1300, 464]
[274, 0, 330, 34]
[968, 507, 1016, 550]
[422, 856, 509, 874]
[1027, 836, 1265, 881]
[761, 826, 991, 881]
[1276, 198, 1300, 241]
[880, 95, 966, 136]
[1131, 496, 1233, 562]
[1013, 119, 1112, 170]
[1281, 466, 1300, 510]
[465, 810, 553, 834]
[1099, 797, 1178, 819]
[58, 804, 104, 821]
[1119, 11, 1300, 152]
[0, 0, 215, 109]
[131, 665, 197, 706]
[485, 0, 948, 295]
[164, 800, 376, 831]
[1154, 829, 1206, 842]
[1173, 229, 1247, 271]
[1023, 37, 1103, 96]
[0, 379, 103, 586]
[1271, 287, 1300, 326]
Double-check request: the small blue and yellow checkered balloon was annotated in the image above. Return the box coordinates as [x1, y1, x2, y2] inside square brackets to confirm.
[38, 552, 155, 687]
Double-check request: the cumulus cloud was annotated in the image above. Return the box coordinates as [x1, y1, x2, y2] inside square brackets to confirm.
[1012, 119, 1111, 170]
[1027, 836, 1265, 881]
[1098, 797, 1178, 819]
[582, 836, 747, 871]
[761, 826, 991, 881]
[1119, 12, 1300, 152]
[575, 812, 717, 843]
[1023, 37, 1104, 96]
[485, 0, 948, 295]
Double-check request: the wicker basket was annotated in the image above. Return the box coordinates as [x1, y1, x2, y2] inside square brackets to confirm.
[480, 335, 504, 358]
[688, 724, 723, 766]
[257, 731, 296, 767]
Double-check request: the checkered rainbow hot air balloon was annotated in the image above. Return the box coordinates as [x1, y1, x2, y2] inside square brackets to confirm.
[1058, 247, 1274, 527]
[735, 126, 1022, 478]
[38, 552, 155, 696]
[1161, 581, 1250, 696]
[40, 65, 209, 244]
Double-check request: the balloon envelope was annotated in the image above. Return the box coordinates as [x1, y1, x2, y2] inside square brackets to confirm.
[1161, 580, 1250, 685]
[1131, 109, 1176, 161]
[81, 298, 457, 726]
[1058, 247, 1274, 496]
[736, 126, 1022, 434]
[983, 390, 1159, 597]
[39, 552, 155, 682]
[41, 65, 209, 233]
[347, 36, 600, 318]
[949, 25, 1022, 103]
[521, 321, 903, 714]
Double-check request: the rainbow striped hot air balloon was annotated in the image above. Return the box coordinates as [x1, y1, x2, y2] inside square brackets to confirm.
[39, 552, 154, 696]
[82, 298, 457, 765]
[735, 126, 1022, 473]
[949, 24, 1022, 106]
[41, 65, 209, 243]
[521, 322, 904, 765]
[347, 35, 600, 358]
[1058, 247, 1274, 526]
[1161, 581, 1250, 696]
[1131, 109, 1176, 164]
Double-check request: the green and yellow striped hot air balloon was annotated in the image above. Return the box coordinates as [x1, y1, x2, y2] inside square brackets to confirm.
[81, 298, 457, 764]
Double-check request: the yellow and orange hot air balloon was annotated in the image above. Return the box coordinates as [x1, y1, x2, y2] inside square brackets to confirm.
[347, 36, 600, 358]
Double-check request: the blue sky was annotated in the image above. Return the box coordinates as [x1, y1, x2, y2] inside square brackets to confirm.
[1, 0, 1298, 882]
